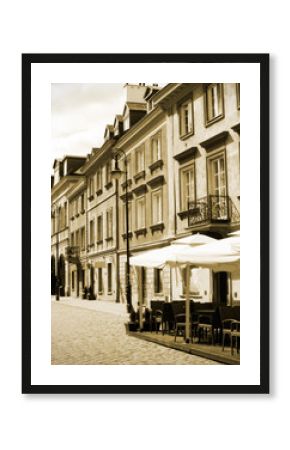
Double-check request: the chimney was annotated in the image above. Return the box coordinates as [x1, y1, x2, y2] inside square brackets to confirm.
[123, 83, 147, 104]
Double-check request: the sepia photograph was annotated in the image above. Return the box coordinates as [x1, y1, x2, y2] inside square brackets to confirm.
[23, 53, 268, 393]
[50, 82, 240, 366]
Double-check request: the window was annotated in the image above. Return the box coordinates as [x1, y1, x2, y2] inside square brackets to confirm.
[135, 146, 145, 173]
[89, 219, 94, 246]
[180, 165, 195, 211]
[98, 268, 103, 293]
[106, 208, 113, 239]
[75, 229, 79, 247]
[97, 215, 103, 242]
[127, 156, 132, 179]
[107, 263, 112, 294]
[154, 268, 163, 294]
[236, 83, 240, 109]
[151, 134, 162, 162]
[152, 190, 163, 224]
[179, 99, 194, 137]
[136, 197, 146, 229]
[89, 177, 94, 199]
[208, 153, 228, 219]
[81, 193, 85, 212]
[71, 232, 74, 246]
[209, 155, 226, 197]
[96, 167, 103, 192]
[80, 227, 85, 250]
[72, 271, 75, 290]
[105, 161, 112, 186]
[205, 83, 224, 123]
[64, 202, 67, 227]
[123, 202, 132, 233]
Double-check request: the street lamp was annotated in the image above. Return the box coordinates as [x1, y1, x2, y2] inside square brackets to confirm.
[111, 149, 132, 314]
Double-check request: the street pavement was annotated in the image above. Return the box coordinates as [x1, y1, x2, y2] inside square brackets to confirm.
[51, 300, 220, 365]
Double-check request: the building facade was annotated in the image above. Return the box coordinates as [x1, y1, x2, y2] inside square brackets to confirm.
[51, 83, 240, 309]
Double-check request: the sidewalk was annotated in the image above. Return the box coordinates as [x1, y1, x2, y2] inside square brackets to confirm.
[51, 295, 129, 318]
[52, 296, 238, 364]
[128, 330, 240, 365]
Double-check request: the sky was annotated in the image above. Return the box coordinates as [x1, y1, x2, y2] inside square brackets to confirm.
[51, 83, 126, 164]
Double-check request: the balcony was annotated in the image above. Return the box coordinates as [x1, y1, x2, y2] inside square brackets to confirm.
[65, 246, 80, 263]
[186, 195, 240, 228]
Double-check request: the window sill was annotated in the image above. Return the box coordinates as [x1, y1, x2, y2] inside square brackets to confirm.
[149, 159, 163, 172]
[177, 210, 189, 220]
[147, 175, 164, 188]
[122, 232, 133, 240]
[132, 183, 147, 195]
[134, 227, 147, 237]
[205, 113, 224, 127]
[133, 170, 145, 182]
[150, 222, 164, 233]
[179, 130, 194, 140]
[105, 182, 113, 190]
[121, 179, 132, 189]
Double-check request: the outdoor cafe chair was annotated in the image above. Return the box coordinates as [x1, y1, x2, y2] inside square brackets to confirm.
[197, 314, 215, 345]
[153, 309, 163, 333]
[230, 320, 240, 355]
[221, 319, 234, 350]
[174, 313, 197, 343]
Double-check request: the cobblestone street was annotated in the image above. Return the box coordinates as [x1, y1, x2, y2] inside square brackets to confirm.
[51, 301, 220, 365]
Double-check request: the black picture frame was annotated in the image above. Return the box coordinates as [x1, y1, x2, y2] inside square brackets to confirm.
[22, 53, 269, 394]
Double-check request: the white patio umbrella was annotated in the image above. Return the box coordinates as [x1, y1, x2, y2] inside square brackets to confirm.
[130, 233, 217, 330]
[132, 235, 240, 340]
[130, 233, 217, 268]
[165, 235, 240, 341]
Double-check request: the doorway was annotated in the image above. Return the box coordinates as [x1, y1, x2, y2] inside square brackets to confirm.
[213, 271, 228, 305]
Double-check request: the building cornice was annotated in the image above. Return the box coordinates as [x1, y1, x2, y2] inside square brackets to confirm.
[115, 106, 164, 149]
[67, 179, 87, 200]
[51, 174, 84, 198]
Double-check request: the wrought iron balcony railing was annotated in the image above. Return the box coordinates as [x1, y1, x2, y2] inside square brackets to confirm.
[188, 195, 240, 227]
[65, 246, 80, 263]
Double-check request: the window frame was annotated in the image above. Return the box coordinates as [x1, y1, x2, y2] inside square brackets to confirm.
[151, 188, 163, 225]
[96, 167, 103, 193]
[135, 145, 145, 174]
[106, 208, 113, 240]
[207, 149, 228, 198]
[107, 263, 112, 294]
[180, 163, 195, 212]
[178, 96, 194, 139]
[136, 195, 146, 230]
[89, 219, 95, 247]
[154, 268, 163, 294]
[98, 267, 103, 294]
[205, 83, 224, 126]
[236, 83, 240, 110]
[123, 201, 132, 233]
[151, 132, 162, 163]
[97, 214, 103, 243]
